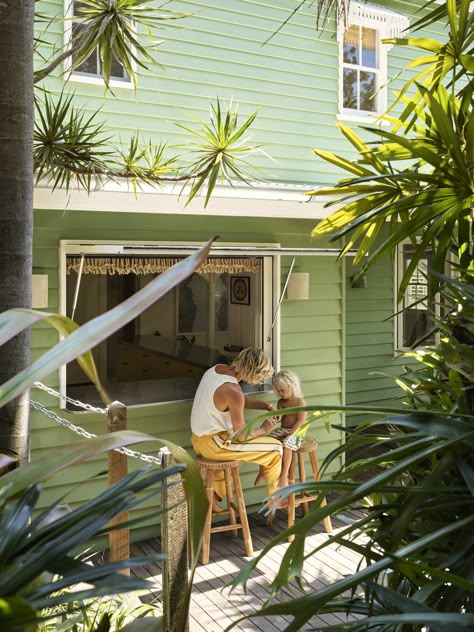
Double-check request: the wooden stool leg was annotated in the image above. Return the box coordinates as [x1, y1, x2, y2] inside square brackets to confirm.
[231, 468, 254, 557]
[287, 452, 296, 542]
[224, 467, 238, 537]
[309, 450, 332, 533]
[201, 468, 214, 564]
[297, 452, 309, 515]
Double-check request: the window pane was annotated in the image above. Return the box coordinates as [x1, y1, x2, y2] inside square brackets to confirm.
[215, 273, 229, 332]
[179, 274, 209, 334]
[343, 25, 360, 64]
[343, 68, 358, 109]
[111, 55, 128, 80]
[72, 23, 99, 75]
[360, 71, 376, 111]
[361, 28, 377, 68]
[72, 3, 128, 81]
[402, 246, 436, 347]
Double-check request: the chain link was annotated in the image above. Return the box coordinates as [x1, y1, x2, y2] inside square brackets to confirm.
[33, 382, 108, 415]
[30, 399, 162, 466]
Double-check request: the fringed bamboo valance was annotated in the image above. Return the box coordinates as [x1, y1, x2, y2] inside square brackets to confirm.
[66, 256, 262, 275]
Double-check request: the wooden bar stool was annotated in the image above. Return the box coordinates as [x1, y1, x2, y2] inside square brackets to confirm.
[267, 437, 332, 541]
[196, 456, 254, 565]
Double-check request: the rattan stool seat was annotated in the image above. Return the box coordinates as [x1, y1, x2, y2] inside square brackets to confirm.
[196, 456, 254, 565]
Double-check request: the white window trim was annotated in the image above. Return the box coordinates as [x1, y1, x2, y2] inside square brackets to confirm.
[63, 0, 135, 89]
[337, 2, 409, 120]
[59, 240, 279, 409]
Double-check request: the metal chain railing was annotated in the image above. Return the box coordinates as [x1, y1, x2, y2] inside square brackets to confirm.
[31, 385, 162, 466]
[33, 381, 108, 414]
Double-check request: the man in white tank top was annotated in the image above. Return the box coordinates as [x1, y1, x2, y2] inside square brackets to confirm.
[191, 348, 283, 513]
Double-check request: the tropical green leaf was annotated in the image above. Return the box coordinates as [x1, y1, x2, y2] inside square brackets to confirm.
[384, 37, 444, 54]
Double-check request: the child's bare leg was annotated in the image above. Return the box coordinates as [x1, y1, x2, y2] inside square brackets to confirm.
[254, 466, 265, 486]
[278, 447, 293, 489]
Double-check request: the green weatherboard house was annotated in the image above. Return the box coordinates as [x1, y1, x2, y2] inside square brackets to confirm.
[32, 0, 436, 537]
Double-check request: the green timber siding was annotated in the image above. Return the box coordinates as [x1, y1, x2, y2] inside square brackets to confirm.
[35, 0, 434, 187]
[345, 250, 408, 425]
[32, 210, 343, 540]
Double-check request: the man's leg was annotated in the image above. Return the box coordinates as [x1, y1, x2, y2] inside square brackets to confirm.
[192, 433, 282, 498]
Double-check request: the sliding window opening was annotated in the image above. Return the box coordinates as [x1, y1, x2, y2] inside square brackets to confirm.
[64, 253, 274, 409]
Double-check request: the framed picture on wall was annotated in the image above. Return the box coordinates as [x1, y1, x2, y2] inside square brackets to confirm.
[230, 275, 250, 305]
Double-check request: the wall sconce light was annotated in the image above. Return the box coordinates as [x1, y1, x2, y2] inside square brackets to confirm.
[286, 272, 310, 300]
[32, 274, 49, 308]
[350, 274, 368, 289]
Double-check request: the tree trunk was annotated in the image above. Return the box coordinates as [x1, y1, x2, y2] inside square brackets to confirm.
[0, 1, 35, 464]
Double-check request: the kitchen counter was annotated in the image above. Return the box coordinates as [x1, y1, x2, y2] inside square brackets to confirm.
[134, 335, 228, 370]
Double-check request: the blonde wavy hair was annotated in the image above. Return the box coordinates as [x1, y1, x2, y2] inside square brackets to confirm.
[272, 370, 303, 398]
[229, 347, 273, 385]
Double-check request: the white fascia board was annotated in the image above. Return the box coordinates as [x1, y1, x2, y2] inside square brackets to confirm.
[34, 180, 338, 220]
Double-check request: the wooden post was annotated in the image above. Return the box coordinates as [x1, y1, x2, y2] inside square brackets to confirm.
[161, 447, 189, 632]
[107, 401, 130, 574]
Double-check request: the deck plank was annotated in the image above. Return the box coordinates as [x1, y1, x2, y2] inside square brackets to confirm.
[129, 506, 364, 631]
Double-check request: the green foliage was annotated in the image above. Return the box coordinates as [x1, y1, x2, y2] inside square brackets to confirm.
[228, 276, 474, 631]
[227, 2, 474, 629]
[33, 91, 261, 206]
[396, 274, 474, 416]
[0, 430, 207, 632]
[33, 5, 263, 205]
[176, 100, 265, 206]
[35, 0, 184, 88]
[34, 91, 112, 192]
[38, 595, 161, 631]
[310, 0, 474, 294]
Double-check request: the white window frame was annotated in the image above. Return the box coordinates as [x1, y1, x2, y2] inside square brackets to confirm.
[64, 0, 135, 89]
[394, 241, 440, 352]
[337, 3, 409, 121]
[58, 240, 280, 409]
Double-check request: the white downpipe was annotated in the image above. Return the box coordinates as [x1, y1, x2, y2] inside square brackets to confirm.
[70, 254, 85, 321]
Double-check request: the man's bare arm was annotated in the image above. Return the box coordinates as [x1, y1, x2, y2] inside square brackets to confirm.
[224, 386, 276, 441]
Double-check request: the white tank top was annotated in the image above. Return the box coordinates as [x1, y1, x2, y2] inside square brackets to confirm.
[191, 366, 239, 436]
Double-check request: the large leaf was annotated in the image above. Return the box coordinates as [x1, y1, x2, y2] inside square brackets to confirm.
[0, 431, 207, 631]
[0, 309, 109, 404]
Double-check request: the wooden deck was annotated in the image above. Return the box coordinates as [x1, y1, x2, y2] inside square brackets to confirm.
[131, 507, 364, 631]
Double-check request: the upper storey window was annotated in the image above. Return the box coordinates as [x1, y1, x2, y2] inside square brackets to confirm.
[342, 24, 379, 113]
[338, 3, 409, 118]
[64, 1, 132, 87]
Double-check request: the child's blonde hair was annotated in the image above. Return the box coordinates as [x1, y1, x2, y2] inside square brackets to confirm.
[272, 370, 303, 398]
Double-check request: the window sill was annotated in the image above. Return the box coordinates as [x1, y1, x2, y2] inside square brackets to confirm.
[65, 378, 273, 411]
[337, 112, 389, 126]
[68, 73, 134, 90]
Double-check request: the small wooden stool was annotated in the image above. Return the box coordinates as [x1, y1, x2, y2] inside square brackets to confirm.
[267, 437, 332, 541]
[196, 456, 254, 565]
